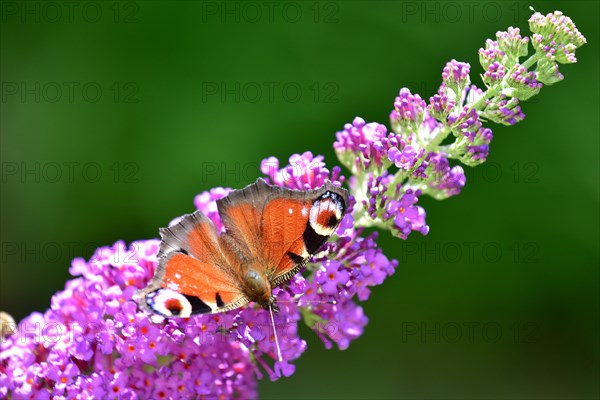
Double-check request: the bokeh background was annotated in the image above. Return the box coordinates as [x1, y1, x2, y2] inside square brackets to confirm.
[1, 1, 598, 398]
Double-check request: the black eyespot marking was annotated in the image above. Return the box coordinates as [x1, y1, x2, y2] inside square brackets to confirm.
[165, 298, 183, 315]
[326, 214, 339, 227]
[216, 292, 225, 308]
[287, 251, 305, 265]
[303, 221, 328, 255]
[184, 295, 211, 314]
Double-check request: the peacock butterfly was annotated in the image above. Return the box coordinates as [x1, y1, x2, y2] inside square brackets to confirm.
[137, 178, 348, 318]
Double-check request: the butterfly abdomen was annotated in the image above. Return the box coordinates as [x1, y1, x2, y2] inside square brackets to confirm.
[242, 268, 273, 309]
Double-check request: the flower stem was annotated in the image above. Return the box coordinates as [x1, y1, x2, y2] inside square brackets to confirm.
[521, 52, 541, 70]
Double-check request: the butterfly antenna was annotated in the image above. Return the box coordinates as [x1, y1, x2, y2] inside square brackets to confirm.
[278, 299, 337, 305]
[269, 304, 283, 363]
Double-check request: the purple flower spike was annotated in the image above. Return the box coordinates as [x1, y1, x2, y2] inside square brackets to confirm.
[2, 238, 262, 399]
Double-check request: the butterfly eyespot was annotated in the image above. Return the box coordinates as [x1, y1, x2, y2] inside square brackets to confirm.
[319, 211, 340, 229]
[309, 192, 344, 236]
[145, 289, 193, 318]
[165, 298, 183, 314]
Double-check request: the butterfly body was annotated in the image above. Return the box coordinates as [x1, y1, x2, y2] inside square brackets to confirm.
[137, 178, 348, 317]
[242, 268, 276, 310]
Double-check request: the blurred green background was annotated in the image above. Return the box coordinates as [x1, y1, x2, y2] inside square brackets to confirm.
[1, 1, 598, 398]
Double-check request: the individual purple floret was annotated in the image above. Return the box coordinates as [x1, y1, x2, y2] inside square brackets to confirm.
[386, 190, 429, 239]
[387, 134, 423, 171]
[315, 260, 351, 295]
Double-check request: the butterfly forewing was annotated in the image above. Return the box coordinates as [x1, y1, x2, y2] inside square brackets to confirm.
[260, 182, 348, 285]
[216, 180, 271, 263]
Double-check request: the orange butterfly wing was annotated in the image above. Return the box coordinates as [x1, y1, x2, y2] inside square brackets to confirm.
[216, 182, 266, 264]
[260, 182, 348, 286]
[260, 197, 312, 279]
[138, 211, 248, 317]
[217, 179, 348, 287]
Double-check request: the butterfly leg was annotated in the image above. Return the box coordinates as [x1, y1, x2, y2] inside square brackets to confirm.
[263, 295, 279, 312]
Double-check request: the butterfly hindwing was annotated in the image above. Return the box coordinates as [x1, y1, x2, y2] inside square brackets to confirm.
[138, 210, 249, 317]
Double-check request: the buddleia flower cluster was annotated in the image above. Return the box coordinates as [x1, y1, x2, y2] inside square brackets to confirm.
[0, 10, 585, 399]
[335, 9, 585, 237]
